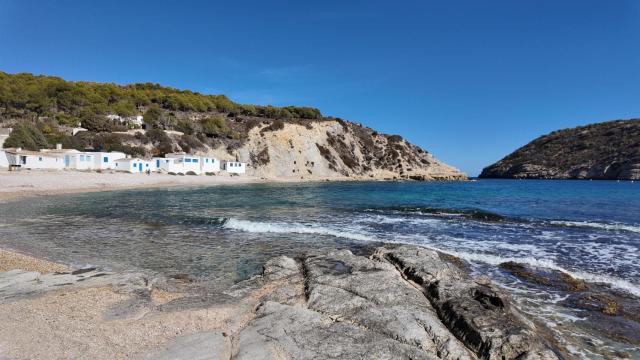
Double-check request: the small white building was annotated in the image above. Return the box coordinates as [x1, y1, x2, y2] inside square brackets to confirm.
[200, 156, 220, 173]
[0, 150, 9, 168]
[126, 115, 144, 127]
[165, 153, 203, 174]
[72, 127, 88, 136]
[223, 161, 246, 174]
[4, 148, 65, 170]
[63, 151, 96, 170]
[114, 158, 151, 173]
[91, 151, 127, 170]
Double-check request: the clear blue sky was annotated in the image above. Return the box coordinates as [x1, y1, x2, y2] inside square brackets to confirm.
[1, 0, 639, 175]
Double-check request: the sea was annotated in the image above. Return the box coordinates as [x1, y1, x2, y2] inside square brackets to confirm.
[0, 179, 638, 358]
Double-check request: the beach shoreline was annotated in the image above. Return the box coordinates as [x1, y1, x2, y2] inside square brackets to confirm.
[0, 170, 348, 202]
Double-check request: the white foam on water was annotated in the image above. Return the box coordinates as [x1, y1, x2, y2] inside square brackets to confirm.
[223, 218, 377, 242]
[438, 250, 640, 298]
[356, 214, 445, 227]
[550, 220, 640, 234]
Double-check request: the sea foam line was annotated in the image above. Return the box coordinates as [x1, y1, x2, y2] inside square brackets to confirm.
[550, 220, 640, 234]
[223, 218, 377, 242]
[438, 249, 640, 298]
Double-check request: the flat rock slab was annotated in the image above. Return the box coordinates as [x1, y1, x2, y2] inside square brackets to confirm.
[234, 245, 561, 360]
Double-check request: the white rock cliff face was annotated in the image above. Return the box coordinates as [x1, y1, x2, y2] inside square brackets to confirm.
[207, 120, 466, 180]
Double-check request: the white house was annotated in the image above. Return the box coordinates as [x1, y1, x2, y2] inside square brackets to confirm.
[4, 148, 66, 170]
[63, 151, 96, 170]
[72, 127, 88, 136]
[91, 151, 126, 170]
[127, 115, 144, 127]
[114, 158, 151, 173]
[223, 161, 246, 174]
[0, 150, 9, 168]
[200, 156, 220, 173]
[165, 153, 203, 174]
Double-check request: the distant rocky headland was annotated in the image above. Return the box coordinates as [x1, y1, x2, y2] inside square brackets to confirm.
[480, 119, 640, 180]
[0, 71, 465, 181]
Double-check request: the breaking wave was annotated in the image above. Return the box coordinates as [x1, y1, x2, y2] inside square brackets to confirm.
[363, 206, 508, 222]
[549, 220, 640, 234]
[435, 249, 640, 297]
[223, 218, 377, 242]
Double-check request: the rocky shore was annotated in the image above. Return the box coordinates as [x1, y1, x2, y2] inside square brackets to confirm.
[0, 245, 579, 360]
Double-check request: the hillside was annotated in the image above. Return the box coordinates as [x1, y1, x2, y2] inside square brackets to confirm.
[480, 119, 640, 180]
[0, 71, 465, 180]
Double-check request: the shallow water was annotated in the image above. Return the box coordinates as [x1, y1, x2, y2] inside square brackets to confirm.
[0, 179, 639, 357]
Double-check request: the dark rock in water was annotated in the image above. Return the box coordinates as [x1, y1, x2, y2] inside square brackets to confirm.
[71, 267, 97, 275]
[479, 118, 640, 180]
[500, 261, 640, 346]
[499, 262, 587, 291]
[234, 245, 560, 360]
[169, 273, 193, 283]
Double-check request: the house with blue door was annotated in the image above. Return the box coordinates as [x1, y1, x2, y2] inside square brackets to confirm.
[91, 151, 126, 170]
[164, 153, 204, 174]
[114, 158, 150, 173]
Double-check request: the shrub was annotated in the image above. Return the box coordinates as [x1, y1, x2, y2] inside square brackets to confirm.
[3, 123, 49, 150]
[200, 116, 232, 137]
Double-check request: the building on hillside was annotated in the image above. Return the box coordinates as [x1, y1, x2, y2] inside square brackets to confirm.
[127, 115, 144, 127]
[72, 127, 88, 136]
[223, 161, 246, 174]
[4, 148, 66, 170]
[114, 158, 150, 173]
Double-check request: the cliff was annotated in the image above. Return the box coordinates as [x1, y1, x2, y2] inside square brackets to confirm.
[0, 71, 466, 180]
[480, 119, 640, 180]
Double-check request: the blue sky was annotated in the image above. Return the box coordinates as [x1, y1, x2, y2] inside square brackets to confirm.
[1, 0, 639, 175]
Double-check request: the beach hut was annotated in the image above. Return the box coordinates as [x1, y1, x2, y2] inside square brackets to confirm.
[114, 158, 150, 173]
[0, 150, 9, 168]
[4, 148, 66, 170]
[222, 161, 246, 174]
[200, 156, 220, 173]
[165, 153, 202, 174]
[91, 151, 127, 170]
[63, 152, 96, 170]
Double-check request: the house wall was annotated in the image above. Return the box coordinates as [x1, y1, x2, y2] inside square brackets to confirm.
[224, 161, 246, 174]
[17, 154, 65, 170]
[115, 159, 150, 173]
[0, 151, 8, 168]
[165, 154, 202, 174]
[92, 152, 126, 170]
[200, 157, 220, 173]
[66, 153, 96, 170]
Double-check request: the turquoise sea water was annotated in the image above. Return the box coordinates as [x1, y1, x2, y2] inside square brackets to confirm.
[0, 179, 639, 357]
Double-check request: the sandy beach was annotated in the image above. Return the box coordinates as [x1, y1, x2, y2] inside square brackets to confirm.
[0, 170, 278, 202]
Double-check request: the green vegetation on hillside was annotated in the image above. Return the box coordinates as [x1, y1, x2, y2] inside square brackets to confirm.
[0, 71, 322, 124]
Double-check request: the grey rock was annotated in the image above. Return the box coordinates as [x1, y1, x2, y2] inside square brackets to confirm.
[377, 245, 558, 360]
[233, 245, 560, 360]
[142, 331, 231, 360]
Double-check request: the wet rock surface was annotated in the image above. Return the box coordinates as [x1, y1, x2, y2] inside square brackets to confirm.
[500, 261, 640, 346]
